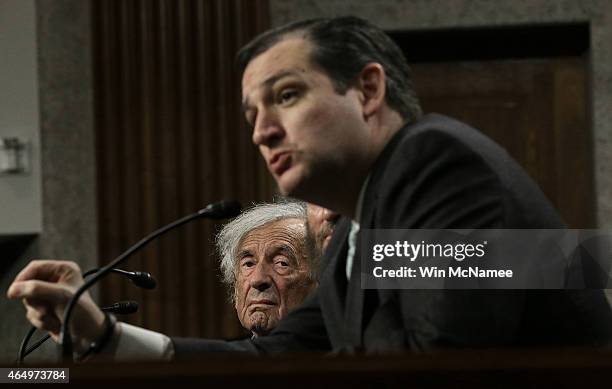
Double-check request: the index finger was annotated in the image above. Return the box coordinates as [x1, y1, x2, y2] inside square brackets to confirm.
[7, 279, 68, 306]
[13, 259, 81, 283]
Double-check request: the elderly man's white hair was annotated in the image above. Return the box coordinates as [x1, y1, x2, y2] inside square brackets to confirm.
[216, 201, 311, 298]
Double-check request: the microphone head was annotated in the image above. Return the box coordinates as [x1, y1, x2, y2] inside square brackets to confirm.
[108, 300, 139, 315]
[199, 200, 242, 219]
[130, 271, 157, 289]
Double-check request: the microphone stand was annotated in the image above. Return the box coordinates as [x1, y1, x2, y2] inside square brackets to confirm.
[60, 201, 240, 362]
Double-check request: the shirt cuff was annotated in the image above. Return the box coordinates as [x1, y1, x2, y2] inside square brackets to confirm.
[99, 322, 175, 361]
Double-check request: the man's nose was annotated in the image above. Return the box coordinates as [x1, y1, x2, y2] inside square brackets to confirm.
[249, 262, 272, 291]
[251, 109, 284, 147]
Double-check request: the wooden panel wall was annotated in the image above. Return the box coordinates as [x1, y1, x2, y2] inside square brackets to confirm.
[92, 0, 272, 339]
[412, 57, 595, 228]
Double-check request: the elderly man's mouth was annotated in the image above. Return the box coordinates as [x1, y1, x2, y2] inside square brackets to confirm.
[249, 299, 277, 306]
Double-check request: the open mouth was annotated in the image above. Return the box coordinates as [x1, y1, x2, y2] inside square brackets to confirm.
[269, 152, 292, 176]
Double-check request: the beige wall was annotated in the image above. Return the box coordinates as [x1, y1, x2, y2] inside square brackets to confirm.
[0, 0, 42, 234]
[0, 0, 97, 361]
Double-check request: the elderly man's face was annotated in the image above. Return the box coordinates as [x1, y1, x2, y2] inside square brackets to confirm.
[242, 37, 372, 204]
[234, 218, 316, 336]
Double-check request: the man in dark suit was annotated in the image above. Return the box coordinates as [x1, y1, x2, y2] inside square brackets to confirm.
[237, 16, 612, 352]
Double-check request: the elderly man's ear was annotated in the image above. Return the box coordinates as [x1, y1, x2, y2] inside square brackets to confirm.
[356, 63, 386, 119]
[233, 287, 239, 310]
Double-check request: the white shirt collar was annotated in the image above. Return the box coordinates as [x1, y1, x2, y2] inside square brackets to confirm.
[346, 175, 370, 279]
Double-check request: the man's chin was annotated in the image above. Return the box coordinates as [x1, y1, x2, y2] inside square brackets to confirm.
[276, 168, 310, 199]
[248, 313, 276, 336]
[250, 323, 271, 336]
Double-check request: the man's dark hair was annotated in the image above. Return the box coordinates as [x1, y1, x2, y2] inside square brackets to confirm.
[237, 16, 422, 123]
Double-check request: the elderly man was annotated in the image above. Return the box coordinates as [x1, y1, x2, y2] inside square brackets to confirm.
[218, 202, 318, 337]
[7, 201, 329, 358]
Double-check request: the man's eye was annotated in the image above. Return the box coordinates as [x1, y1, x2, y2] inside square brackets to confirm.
[278, 89, 298, 105]
[274, 259, 290, 267]
[242, 260, 255, 268]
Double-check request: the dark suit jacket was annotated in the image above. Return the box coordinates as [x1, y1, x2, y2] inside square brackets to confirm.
[173, 114, 612, 357]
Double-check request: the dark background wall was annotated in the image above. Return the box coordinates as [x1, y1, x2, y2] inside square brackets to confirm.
[92, 0, 271, 339]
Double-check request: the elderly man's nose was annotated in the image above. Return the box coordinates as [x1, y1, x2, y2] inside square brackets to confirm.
[250, 264, 272, 291]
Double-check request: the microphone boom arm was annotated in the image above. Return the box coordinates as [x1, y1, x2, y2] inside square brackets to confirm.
[59, 201, 240, 362]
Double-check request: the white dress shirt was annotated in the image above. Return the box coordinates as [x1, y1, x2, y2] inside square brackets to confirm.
[95, 322, 174, 360]
[346, 175, 369, 279]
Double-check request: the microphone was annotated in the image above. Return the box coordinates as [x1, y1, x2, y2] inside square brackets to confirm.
[129, 272, 156, 289]
[83, 268, 157, 290]
[198, 199, 242, 219]
[59, 200, 242, 362]
[102, 300, 139, 315]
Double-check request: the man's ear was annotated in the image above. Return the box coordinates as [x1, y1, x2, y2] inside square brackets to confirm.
[357, 63, 386, 118]
[233, 287, 239, 310]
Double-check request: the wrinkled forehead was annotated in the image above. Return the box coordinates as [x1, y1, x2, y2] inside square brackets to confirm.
[238, 218, 307, 250]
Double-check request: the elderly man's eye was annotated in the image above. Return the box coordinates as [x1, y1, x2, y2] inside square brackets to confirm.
[242, 259, 255, 268]
[274, 258, 290, 268]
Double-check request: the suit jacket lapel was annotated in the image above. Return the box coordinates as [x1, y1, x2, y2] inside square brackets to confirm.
[343, 123, 414, 348]
[318, 217, 351, 348]
[344, 171, 381, 348]
[344, 232, 364, 348]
